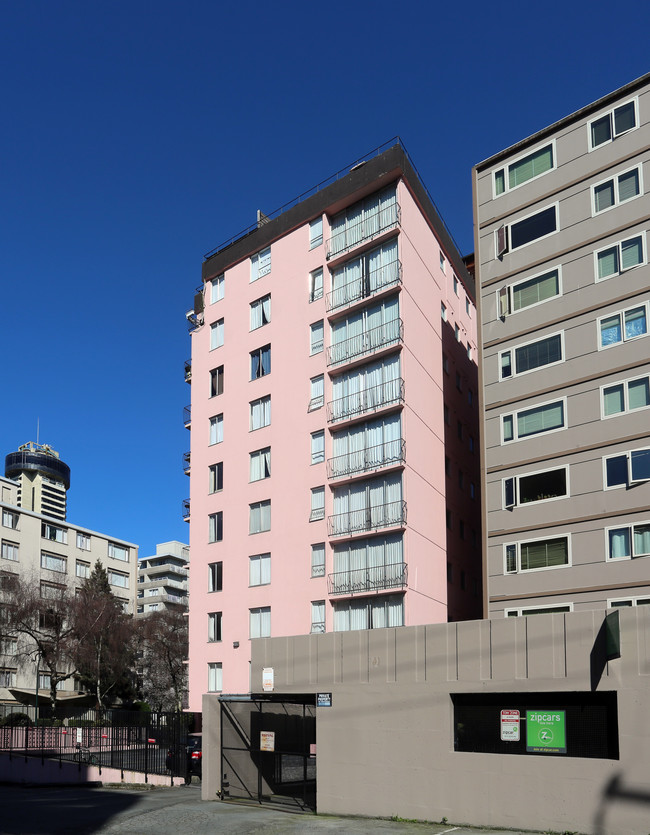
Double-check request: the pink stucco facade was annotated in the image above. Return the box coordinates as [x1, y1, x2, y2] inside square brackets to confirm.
[187, 145, 480, 706]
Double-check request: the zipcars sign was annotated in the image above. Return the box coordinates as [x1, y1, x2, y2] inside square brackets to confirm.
[526, 710, 566, 754]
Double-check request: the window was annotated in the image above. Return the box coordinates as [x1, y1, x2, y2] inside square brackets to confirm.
[607, 522, 650, 560]
[76, 532, 91, 551]
[329, 186, 397, 258]
[330, 354, 401, 422]
[309, 375, 324, 411]
[504, 536, 570, 573]
[209, 512, 223, 543]
[311, 543, 325, 577]
[75, 560, 90, 579]
[500, 333, 563, 379]
[494, 143, 555, 196]
[440, 252, 446, 273]
[598, 304, 647, 348]
[1, 541, 18, 562]
[469, 435, 475, 453]
[602, 375, 650, 418]
[2, 511, 18, 530]
[330, 239, 400, 311]
[504, 467, 568, 508]
[505, 604, 572, 617]
[250, 295, 271, 330]
[329, 296, 400, 366]
[333, 594, 403, 632]
[251, 246, 271, 281]
[210, 365, 224, 397]
[499, 267, 561, 316]
[454, 323, 459, 341]
[208, 612, 222, 642]
[208, 662, 222, 692]
[453, 275, 459, 296]
[331, 474, 403, 535]
[42, 523, 67, 544]
[310, 320, 324, 354]
[249, 606, 271, 639]
[502, 398, 565, 443]
[604, 448, 650, 488]
[1, 638, 17, 655]
[210, 274, 224, 303]
[249, 500, 271, 534]
[309, 268, 323, 302]
[596, 234, 644, 280]
[589, 99, 637, 149]
[310, 487, 325, 521]
[311, 431, 325, 464]
[311, 601, 325, 633]
[41, 552, 66, 573]
[210, 318, 224, 349]
[250, 448, 271, 482]
[497, 205, 557, 255]
[108, 543, 129, 561]
[249, 553, 271, 586]
[250, 345, 271, 379]
[0, 668, 16, 687]
[443, 354, 449, 374]
[309, 216, 323, 249]
[209, 462, 223, 493]
[209, 414, 223, 445]
[470, 482, 476, 499]
[208, 561, 223, 592]
[441, 303, 447, 321]
[456, 372, 462, 391]
[108, 570, 129, 588]
[250, 396, 271, 430]
[593, 166, 641, 214]
[608, 595, 650, 608]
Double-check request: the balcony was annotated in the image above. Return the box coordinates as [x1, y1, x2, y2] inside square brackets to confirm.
[328, 500, 407, 537]
[327, 318, 403, 368]
[327, 439, 405, 480]
[141, 563, 188, 579]
[327, 378, 405, 424]
[183, 405, 191, 429]
[327, 562, 408, 596]
[326, 202, 401, 261]
[184, 359, 192, 384]
[183, 451, 191, 476]
[182, 499, 190, 521]
[326, 258, 402, 313]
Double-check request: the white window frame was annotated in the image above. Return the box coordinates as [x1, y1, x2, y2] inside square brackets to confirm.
[309, 375, 324, 411]
[607, 595, 650, 608]
[75, 560, 90, 579]
[591, 165, 642, 216]
[310, 430, 325, 465]
[501, 397, 567, 444]
[309, 267, 324, 302]
[249, 500, 271, 535]
[208, 612, 222, 643]
[311, 543, 325, 577]
[209, 413, 224, 445]
[210, 274, 224, 304]
[310, 320, 324, 355]
[495, 203, 558, 256]
[597, 302, 648, 350]
[108, 542, 129, 561]
[43, 523, 67, 544]
[108, 570, 129, 589]
[600, 374, 650, 419]
[505, 603, 573, 617]
[503, 535, 571, 575]
[76, 532, 91, 551]
[210, 318, 224, 350]
[249, 396, 271, 431]
[311, 600, 326, 633]
[41, 552, 66, 573]
[249, 552, 271, 587]
[499, 331, 564, 380]
[208, 561, 222, 593]
[453, 275, 459, 296]
[249, 606, 271, 639]
[309, 217, 323, 249]
[1, 541, 19, 562]
[441, 302, 447, 321]
[310, 487, 325, 521]
[594, 232, 646, 282]
[249, 447, 271, 482]
[250, 247, 271, 282]
[250, 294, 271, 331]
[209, 511, 223, 543]
[503, 465, 569, 509]
[208, 662, 222, 692]
[603, 447, 650, 490]
[588, 97, 638, 151]
[250, 344, 271, 380]
[492, 140, 556, 198]
[497, 265, 562, 318]
[2, 510, 19, 530]
[605, 520, 650, 561]
[209, 462, 223, 493]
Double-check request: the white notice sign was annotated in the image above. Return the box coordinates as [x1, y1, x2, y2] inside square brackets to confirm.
[500, 709, 520, 742]
[262, 667, 274, 692]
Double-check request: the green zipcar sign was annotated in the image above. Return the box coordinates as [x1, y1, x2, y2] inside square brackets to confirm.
[526, 710, 566, 754]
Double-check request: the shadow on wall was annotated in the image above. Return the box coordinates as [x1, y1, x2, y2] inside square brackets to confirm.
[594, 774, 650, 835]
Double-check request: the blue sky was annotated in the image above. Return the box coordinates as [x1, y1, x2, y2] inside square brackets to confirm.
[1, 0, 647, 558]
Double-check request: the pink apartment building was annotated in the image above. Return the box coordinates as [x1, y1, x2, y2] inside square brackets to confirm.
[185, 142, 480, 705]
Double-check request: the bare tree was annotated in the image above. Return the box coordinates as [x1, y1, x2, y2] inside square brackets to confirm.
[139, 608, 188, 712]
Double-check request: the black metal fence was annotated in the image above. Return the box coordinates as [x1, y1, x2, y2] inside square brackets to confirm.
[0, 705, 199, 783]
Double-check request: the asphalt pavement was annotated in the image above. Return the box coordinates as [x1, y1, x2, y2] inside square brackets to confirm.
[0, 783, 565, 835]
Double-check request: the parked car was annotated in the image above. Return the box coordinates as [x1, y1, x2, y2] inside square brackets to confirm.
[166, 733, 202, 782]
[187, 733, 202, 778]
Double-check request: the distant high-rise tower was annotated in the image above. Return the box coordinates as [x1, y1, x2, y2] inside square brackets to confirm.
[4, 442, 70, 521]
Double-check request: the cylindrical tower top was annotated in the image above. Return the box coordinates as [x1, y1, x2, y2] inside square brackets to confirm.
[5, 442, 71, 489]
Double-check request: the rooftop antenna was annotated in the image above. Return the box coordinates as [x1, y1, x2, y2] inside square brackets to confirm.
[36, 418, 40, 445]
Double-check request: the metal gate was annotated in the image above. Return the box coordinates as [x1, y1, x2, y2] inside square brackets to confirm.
[220, 695, 316, 811]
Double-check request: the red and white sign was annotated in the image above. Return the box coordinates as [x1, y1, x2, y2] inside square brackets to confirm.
[500, 709, 520, 742]
[260, 731, 275, 752]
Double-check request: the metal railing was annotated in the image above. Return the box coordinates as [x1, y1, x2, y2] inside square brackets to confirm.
[327, 377, 405, 423]
[328, 500, 407, 537]
[327, 562, 408, 596]
[327, 318, 403, 368]
[183, 405, 191, 428]
[326, 204, 401, 260]
[182, 451, 191, 475]
[327, 258, 402, 312]
[182, 499, 190, 520]
[310, 622, 325, 634]
[184, 359, 191, 383]
[327, 438, 405, 479]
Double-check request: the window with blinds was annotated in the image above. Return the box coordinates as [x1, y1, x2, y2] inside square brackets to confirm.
[494, 143, 555, 196]
[505, 536, 569, 573]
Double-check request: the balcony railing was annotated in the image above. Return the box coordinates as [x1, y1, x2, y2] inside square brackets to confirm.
[182, 499, 190, 520]
[328, 499, 407, 537]
[184, 359, 192, 383]
[326, 203, 401, 260]
[327, 562, 408, 596]
[327, 318, 403, 368]
[183, 451, 191, 476]
[327, 378, 405, 424]
[183, 405, 191, 428]
[326, 258, 402, 313]
[327, 438, 405, 479]
[310, 622, 326, 634]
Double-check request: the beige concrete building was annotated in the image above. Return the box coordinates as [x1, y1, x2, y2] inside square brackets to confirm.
[473, 74, 650, 616]
[0, 473, 138, 705]
[137, 540, 189, 616]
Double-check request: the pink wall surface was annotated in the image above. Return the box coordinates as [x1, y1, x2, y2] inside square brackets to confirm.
[0, 753, 174, 786]
[188, 174, 480, 706]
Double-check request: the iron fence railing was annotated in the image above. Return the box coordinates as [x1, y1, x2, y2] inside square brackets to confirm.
[184, 359, 192, 383]
[326, 204, 401, 260]
[182, 499, 190, 520]
[326, 258, 402, 312]
[327, 562, 408, 596]
[327, 319, 403, 368]
[183, 451, 191, 475]
[327, 377, 405, 424]
[183, 405, 191, 428]
[327, 438, 405, 479]
[327, 499, 407, 537]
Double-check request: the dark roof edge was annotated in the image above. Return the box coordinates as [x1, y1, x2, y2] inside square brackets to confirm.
[201, 145, 474, 299]
[474, 72, 650, 173]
